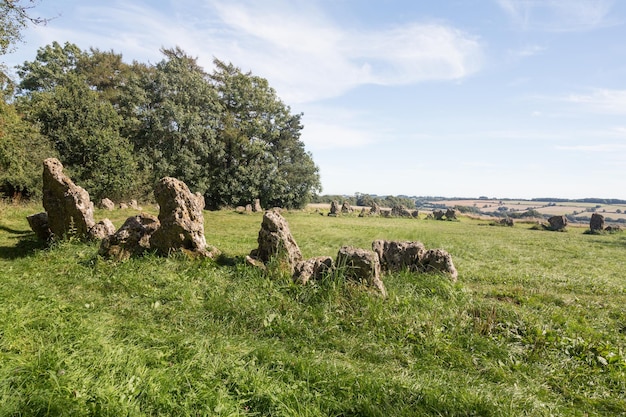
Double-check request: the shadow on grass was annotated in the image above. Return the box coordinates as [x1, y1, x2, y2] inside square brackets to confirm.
[215, 253, 244, 267]
[0, 234, 47, 260]
[0, 224, 31, 235]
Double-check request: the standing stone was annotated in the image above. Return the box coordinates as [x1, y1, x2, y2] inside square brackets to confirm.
[150, 177, 215, 257]
[358, 208, 366, 217]
[119, 202, 129, 209]
[42, 158, 95, 240]
[419, 249, 458, 282]
[445, 208, 458, 220]
[499, 218, 514, 227]
[369, 203, 381, 216]
[547, 215, 567, 231]
[372, 240, 426, 273]
[433, 210, 445, 220]
[99, 214, 160, 260]
[293, 256, 334, 285]
[89, 219, 116, 240]
[336, 246, 387, 297]
[245, 204, 253, 213]
[341, 201, 352, 214]
[250, 210, 303, 272]
[253, 199, 263, 212]
[26, 212, 52, 241]
[129, 199, 142, 210]
[590, 213, 605, 233]
[328, 200, 340, 216]
[99, 198, 115, 210]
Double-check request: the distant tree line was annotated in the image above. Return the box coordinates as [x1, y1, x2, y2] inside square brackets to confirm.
[1, 41, 320, 208]
[532, 198, 626, 205]
[311, 193, 416, 209]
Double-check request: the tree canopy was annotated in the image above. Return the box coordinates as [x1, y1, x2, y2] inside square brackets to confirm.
[2, 42, 321, 207]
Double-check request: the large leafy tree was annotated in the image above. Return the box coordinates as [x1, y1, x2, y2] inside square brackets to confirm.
[16, 43, 139, 200]
[210, 59, 320, 208]
[125, 47, 223, 199]
[0, 99, 57, 199]
[20, 75, 138, 200]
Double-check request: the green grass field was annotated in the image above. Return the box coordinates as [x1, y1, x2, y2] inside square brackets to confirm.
[1, 203, 625, 416]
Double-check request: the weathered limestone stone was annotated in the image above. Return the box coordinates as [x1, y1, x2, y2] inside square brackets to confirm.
[245, 255, 267, 270]
[253, 199, 263, 212]
[235, 206, 246, 213]
[358, 208, 366, 217]
[328, 200, 340, 216]
[419, 249, 458, 282]
[129, 199, 142, 210]
[605, 225, 622, 233]
[150, 177, 216, 257]
[590, 213, 605, 233]
[341, 201, 352, 214]
[336, 246, 387, 297]
[547, 215, 567, 231]
[391, 205, 415, 218]
[445, 208, 458, 220]
[99, 198, 115, 210]
[369, 203, 381, 216]
[245, 204, 253, 213]
[293, 256, 334, 285]
[119, 202, 129, 209]
[99, 214, 160, 260]
[372, 240, 426, 273]
[42, 158, 95, 240]
[433, 210, 445, 220]
[500, 218, 514, 227]
[26, 212, 52, 241]
[89, 219, 116, 240]
[250, 210, 303, 272]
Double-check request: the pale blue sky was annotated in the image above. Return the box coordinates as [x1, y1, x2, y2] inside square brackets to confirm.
[5, 0, 626, 199]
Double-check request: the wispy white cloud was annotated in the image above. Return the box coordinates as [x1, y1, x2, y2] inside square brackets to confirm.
[507, 44, 546, 59]
[495, 0, 616, 31]
[566, 89, 626, 114]
[556, 143, 626, 152]
[207, 1, 483, 102]
[17, 0, 483, 104]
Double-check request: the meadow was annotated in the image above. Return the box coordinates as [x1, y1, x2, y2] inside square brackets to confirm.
[0, 202, 625, 416]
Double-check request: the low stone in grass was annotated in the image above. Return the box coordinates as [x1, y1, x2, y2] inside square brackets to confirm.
[589, 213, 605, 233]
[89, 218, 116, 240]
[433, 210, 445, 220]
[328, 200, 340, 216]
[369, 203, 381, 216]
[293, 256, 334, 284]
[99, 198, 115, 210]
[341, 201, 352, 214]
[336, 246, 387, 297]
[26, 212, 52, 241]
[249, 210, 303, 272]
[500, 218, 514, 227]
[99, 214, 160, 260]
[253, 198, 263, 212]
[545, 215, 567, 231]
[419, 248, 458, 282]
[445, 208, 458, 220]
[372, 240, 425, 272]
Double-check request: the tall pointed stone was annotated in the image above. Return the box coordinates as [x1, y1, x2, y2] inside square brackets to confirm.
[42, 158, 95, 240]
